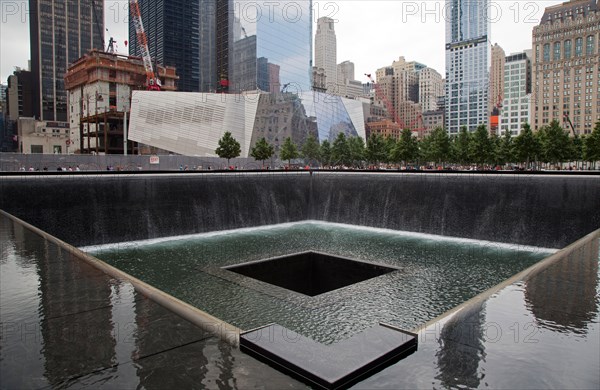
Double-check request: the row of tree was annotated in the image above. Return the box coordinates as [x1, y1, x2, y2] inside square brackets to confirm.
[215, 120, 600, 169]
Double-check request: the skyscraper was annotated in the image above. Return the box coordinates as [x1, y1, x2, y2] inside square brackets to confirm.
[531, 0, 599, 135]
[500, 50, 532, 137]
[314, 17, 337, 92]
[231, 0, 312, 93]
[445, 0, 491, 133]
[29, 0, 104, 121]
[129, 0, 201, 92]
[489, 43, 506, 115]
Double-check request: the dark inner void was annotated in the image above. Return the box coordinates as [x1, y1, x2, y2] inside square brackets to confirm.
[224, 251, 397, 296]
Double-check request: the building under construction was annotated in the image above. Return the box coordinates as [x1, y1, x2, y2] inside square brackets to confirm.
[64, 50, 178, 154]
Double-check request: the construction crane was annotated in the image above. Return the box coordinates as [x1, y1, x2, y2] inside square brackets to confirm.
[129, 0, 161, 91]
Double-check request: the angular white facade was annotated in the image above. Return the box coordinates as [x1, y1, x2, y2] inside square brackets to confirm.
[128, 90, 366, 157]
[500, 51, 532, 136]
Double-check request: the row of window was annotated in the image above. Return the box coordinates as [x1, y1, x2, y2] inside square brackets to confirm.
[540, 35, 596, 61]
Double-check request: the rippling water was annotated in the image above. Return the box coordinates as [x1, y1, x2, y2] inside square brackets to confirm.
[89, 221, 554, 343]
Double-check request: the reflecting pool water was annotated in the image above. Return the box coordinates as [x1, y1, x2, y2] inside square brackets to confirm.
[88, 221, 554, 343]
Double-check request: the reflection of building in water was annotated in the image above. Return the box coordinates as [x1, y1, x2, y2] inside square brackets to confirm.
[250, 93, 318, 158]
[524, 241, 599, 333]
[128, 90, 366, 157]
[34, 245, 115, 385]
[435, 304, 487, 389]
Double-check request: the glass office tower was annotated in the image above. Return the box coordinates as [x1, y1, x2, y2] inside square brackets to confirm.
[231, 0, 312, 94]
[30, 0, 104, 121]
[445, 0, 491, 133]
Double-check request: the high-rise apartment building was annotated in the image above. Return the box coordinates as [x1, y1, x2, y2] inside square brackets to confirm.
[445, 0, 491, 133]
[490, 43, 506, 114]
[129, 0, 201, 92]
[531, 0, 599, 135]
[419, 67, 444, 112]
[29, 0, 104, 121]
[315, 17, 337, 92]
[500, 50, 532, 136]
[375, 57, 426, 131]
[336, 61, 363, 98]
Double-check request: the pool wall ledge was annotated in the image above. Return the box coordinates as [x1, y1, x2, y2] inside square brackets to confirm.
[0, 209, 242, 347]
[415, 227, 600, 333]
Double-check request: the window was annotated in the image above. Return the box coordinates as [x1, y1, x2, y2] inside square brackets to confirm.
[53, 145, 62, 154]
[554, 42, 561, 60]
[30, 145, 43, 153]
[543, 43, 550, 62]
[586, 35, 595, 55]
[575, 37, 583, 57]
[564, 40, 572, 58]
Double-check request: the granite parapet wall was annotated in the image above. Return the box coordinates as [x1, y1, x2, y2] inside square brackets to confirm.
[1, 172, 598, 248]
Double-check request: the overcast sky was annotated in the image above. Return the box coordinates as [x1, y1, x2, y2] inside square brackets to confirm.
[1, 0, 562, 84]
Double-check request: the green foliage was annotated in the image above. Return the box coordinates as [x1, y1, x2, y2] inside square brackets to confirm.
[384, 136, 397, 164]
[469, 125, 493, 167]
[301, 135, 320, 163]
[570, 133, 583, 162]
[250, 137, 274, 167]
[539, 120, 571, 164]
[496, 130, 515, 166]
[426, 127, 451, 166]
[320, 140, 332, 167]
[513, 123, 540, 168]
[583, 121, 600, 166]
[451, 127, 472, 165]
[215, 131, 241, 165]
[280, 137, 299, 165]
[347, 136, 366, 167]
[331, 132, 351, 166]
[365, 133, 388, 165]
[392, 129, 419, 164]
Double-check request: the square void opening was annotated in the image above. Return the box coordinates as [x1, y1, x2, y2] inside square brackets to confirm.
[224, 251, 397, 296]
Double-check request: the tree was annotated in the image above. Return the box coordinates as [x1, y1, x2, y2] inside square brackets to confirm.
[392, 129, 419, 166]
[215, 131, 241, 167]
[469, 125, 493, 168]
[280, 137, 299, 167]
[250, 137, 274, 168]
[331, 132, 351, 166]
[301, 135, 320, 165]
[347, 136, 366, 168]
[428, 127, 451, 167]
[451, 126, 472, 165]
[365, 133, 388, 166]
[513, 123, 540, 169]
[384, 136, 397, 164]
[570, 133, 583, 169]
[583, 121, 600, 169]
[320, 140, 332, 168]
[497, 130, 515, 167]
[540, 120, 571, 166]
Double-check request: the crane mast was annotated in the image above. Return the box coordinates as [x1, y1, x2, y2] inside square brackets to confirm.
[129, 0, 161, 91]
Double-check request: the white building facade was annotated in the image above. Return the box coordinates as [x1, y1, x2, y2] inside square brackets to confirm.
[314, 17, 337, 93]
[500, 51, 532, 136]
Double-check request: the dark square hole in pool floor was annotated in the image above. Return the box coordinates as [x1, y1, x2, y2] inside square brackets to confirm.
[224, 251, 397, 296]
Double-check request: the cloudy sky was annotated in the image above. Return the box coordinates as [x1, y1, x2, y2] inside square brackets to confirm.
[1, 0, 562, 84]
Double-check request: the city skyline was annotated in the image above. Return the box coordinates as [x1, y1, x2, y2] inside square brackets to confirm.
[1, 1, 565, 85]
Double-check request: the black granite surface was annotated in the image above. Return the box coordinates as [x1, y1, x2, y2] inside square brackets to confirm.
[1, 172, 598, 248]
[241, 323, 417, 389]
